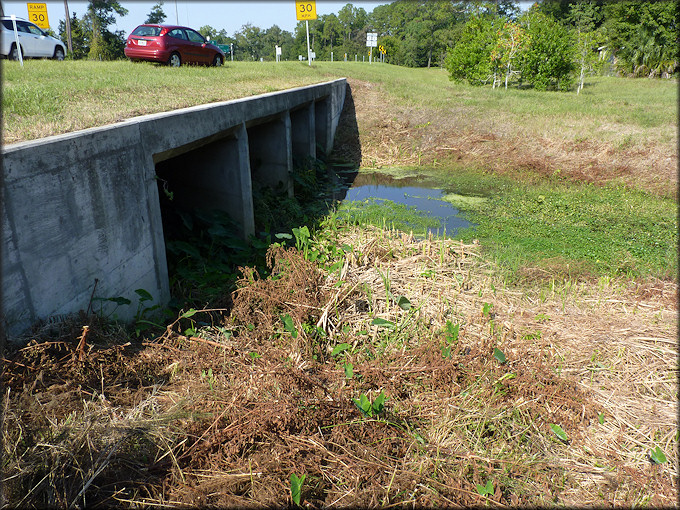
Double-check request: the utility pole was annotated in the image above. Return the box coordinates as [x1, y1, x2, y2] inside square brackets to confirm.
[63, 0, 73, 54]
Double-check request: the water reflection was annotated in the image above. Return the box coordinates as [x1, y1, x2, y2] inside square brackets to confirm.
[342, 173, 475, 238]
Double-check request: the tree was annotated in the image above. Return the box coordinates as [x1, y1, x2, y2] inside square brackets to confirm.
[85, 0, 128, 60]
[401, 2, 462, 68]
[366, 1, 466, 67]
[601, 0, 678, 78]
[369, 3, 399, 36]
[402, 19, 430, 67]
[568, 1, 603, 93]
[262, 25, 294, 60]
[517, 8, 576, 90]
[58, 12, 88, 59]
[445, 14, 500, 85]
[199, 25, 230, 44]
[490, 21, 529, 88]
[321, 14, 343, 56]
[378, 34, 403, 64]
[446, 7, 577, 91]
[145, 2, 166, 25]
[233, 23, 266, 61]
[337, 3, 368, 55]
[292, 20, 309, 60]
[495, 0, 520, 20]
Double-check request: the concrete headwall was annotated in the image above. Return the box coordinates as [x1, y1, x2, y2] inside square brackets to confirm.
[2, 78, 347, 340]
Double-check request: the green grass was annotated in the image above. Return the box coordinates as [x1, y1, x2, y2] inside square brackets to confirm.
[3, 60, 677, 146]
[365, 166, 678, 281]
[470, 181, 677, 281]
[2, 60, 338, 142]
[316, 64, 676, 143]
[335, 197, 442, 236]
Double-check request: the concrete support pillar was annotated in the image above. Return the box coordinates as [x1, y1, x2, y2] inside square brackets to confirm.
[315, 97, 331, 156]
[142, 153, 171, 308]
[290, 103, 316, 165]
[247, 114, 293, 197]
[234, 123, 256, 238]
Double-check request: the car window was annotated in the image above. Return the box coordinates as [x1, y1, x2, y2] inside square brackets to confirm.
[1, 20, 15, 30]
[15, 21, 32, 33]
[167, 28, 187, 40]
[185, 29, 205, 44]
[131, 25, 161, 37]
[25, 23, 44, 36]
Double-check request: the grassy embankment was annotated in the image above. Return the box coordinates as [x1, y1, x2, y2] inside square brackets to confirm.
[1, 60, 677, 507]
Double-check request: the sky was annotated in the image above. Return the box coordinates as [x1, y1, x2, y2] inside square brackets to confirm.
[2, 1, 391, 37]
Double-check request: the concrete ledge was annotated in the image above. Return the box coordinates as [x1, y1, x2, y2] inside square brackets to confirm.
[2, 78, 347, 340]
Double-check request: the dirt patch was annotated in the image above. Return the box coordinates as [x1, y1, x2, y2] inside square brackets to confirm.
[3, 227, 676, 507]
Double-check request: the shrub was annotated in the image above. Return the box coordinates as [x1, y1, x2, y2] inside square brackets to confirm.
[518, 9, 577, 91]
[445, 14, 500, 86]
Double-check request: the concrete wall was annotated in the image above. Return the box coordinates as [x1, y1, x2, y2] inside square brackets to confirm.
[2, 78, 346, 340]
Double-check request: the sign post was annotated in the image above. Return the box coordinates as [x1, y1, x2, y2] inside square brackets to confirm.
[10, 14, 23, 65]
[27, 3, 49, 29]
[305, 20, 311, 65]
[295, 0, 316, 66]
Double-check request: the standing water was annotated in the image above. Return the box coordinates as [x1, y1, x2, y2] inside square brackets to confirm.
[340, 173, 475, 238]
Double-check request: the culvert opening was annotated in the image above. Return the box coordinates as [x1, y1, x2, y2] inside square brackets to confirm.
[150, 106, 345, 309]
[154, 135, 253, 307]
[246, 116, 292, 197]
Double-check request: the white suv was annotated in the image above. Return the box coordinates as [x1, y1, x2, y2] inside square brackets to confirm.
[1, 16, 67, 60]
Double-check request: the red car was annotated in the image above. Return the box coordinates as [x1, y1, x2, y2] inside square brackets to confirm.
[125, 24, 225, 67]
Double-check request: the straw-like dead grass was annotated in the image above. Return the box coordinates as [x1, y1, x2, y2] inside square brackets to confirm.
[2, 225, 676, 507]
[346, 78, 677, 199]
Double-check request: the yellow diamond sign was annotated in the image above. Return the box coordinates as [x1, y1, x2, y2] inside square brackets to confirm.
[295, 0, 317, 21]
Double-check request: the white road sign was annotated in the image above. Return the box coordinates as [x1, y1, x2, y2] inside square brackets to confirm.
[366, 32, 378, 47]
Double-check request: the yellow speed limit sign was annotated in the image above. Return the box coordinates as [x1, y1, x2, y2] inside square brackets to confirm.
[27, 3, 50, 29]
[295, 0, 317, 21]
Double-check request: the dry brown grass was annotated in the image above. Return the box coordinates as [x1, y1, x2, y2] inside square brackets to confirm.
[345, 78, 677, 199]
[2, 226, 676, 507]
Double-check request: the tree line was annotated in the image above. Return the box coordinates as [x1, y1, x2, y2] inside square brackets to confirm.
[58, 0, 677, 87]
[446, 0, 678, 91]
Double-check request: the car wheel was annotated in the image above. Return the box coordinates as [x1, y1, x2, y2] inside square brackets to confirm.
[168, 52, 181, 67]
[53, 47, 65, 61]
[9, 44, 22, 61]
[212, 54, 223, 67]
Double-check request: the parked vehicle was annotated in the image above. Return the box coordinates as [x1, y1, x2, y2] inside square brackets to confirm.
[125, 24, 225, 67]
[1, 16, 67, 60]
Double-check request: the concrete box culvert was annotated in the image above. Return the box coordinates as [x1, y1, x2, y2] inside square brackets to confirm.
[2, 79, 347, 341]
